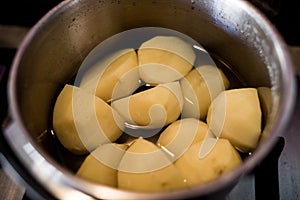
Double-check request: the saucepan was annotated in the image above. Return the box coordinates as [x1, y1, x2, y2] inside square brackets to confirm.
[2, 0, 296, 199]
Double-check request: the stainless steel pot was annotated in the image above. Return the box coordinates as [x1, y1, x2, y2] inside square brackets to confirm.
[2, 0, 296, 199]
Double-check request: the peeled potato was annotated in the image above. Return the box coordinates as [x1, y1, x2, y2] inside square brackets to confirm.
[157, 118, 214, 160]
[257, 86, 272, 123]
[175, 138, 242, 186]
[138, 36, 195, 84]
[118, 138, 187, 192]
[53, 84, 125, 154]
[111, 81, 183, 129]
[76, 143, 128, 187]
[257, 87, 272, 142]
[180, 65, 230, 120]
[79, 48, 139, 102]
[207, 88, 262, 152]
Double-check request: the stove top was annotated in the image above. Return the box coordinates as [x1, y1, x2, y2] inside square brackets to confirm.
[0, 0, 300, 199]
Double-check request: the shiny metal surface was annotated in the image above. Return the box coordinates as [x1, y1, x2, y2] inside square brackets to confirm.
[3, 0, 296, 199]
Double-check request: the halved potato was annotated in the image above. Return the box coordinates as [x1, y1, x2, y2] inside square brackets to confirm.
[207, 88, 262, 152]
[138, 36, 195, 84]
[76, 143, 128, 187]
[118, 138, 187, 192]
[79, 48, 139, 102]
[175, 138, 242, 186]
[111, 81, 183, 129]
[180, 65, 230, 120]
[157, 118, 214, 160]
[53, 84, 125, 154]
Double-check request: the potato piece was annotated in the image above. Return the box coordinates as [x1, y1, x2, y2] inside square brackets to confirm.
[118, 138, 187, 192]
[138, 36, 195, 84]
[79, 49, 139, 102]
[257, 87, 272, 142]
[180, 65, 230, 120]
[53, 84, 125, 154]
[175, 138, 242, 186]
[111, 81, 183, 129]
[257, 87, 272, 123]
[157, 118, 214, 160]
[76, 143, 128, 187]
[207, 88, 262, 152]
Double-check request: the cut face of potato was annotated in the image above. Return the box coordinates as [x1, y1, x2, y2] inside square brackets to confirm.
[157, 118, 214, 160]
[118, 138, 187, 192]
[79, 49, 140, 102]
[138, 36, 195, 84]
[174, 138, 242, 187]
[111, 81, 183, 129]
[53, 84, 125, 154]
[180, 65, 230, 120]
[76, 143, 128, 187]
[207, 88, 262, 152]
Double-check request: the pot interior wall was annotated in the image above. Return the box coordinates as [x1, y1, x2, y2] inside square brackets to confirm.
[13, 0, 280, 181]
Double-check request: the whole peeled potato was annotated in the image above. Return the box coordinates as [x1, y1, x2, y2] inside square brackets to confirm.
[175, 138, 242, 186]
[207, 88, 262, 152]
[157, 118, 214, 160]
[76, 143, 128, 187]
[118, 137, 187, 192]
[111, 81, 183, 129]
[180, 65, 230, 120]
[53, 84, 125, 154]
[138, 36, 195, 84]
